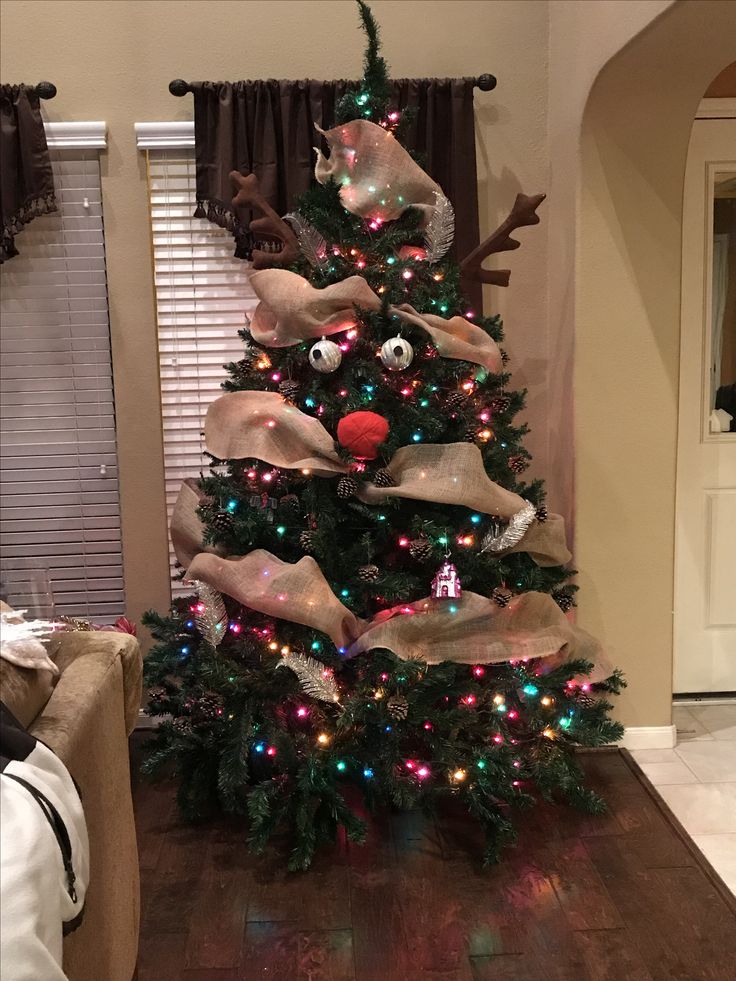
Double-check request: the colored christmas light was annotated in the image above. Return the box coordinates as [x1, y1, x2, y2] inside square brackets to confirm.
[296, 706, 309, 718]
[473, 665, 485, 677]
[540, 695, 554, 707]
[452, 769, 467, 782]
[254, 743, 265, 753]
[336, 760, 347, 772]
[523, 684, 539, 696]
[363, 767, 374, 778]
[317, 733, 330, 745]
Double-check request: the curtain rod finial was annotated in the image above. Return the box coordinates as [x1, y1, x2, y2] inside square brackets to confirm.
[475, 74, 497, 92]
[37, 81, 57, 100]
[169, 79, 190, 97]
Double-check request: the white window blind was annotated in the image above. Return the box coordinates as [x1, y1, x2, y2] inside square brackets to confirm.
[147, 149, 257, 594]
[0, 149, 124, 622]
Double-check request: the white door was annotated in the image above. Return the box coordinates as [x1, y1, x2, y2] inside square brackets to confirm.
[674, 107, 736, 694]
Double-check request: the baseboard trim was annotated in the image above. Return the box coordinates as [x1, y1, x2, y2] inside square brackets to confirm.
[136, 709, 163, 729]
[622, 724, 677, 750]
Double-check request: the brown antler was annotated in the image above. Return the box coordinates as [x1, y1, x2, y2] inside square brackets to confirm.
[460, 192, 546, 289]
[229, 171, 299, 269]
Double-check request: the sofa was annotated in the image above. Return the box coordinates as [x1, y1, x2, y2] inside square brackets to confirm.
[0, 624, 142, 981]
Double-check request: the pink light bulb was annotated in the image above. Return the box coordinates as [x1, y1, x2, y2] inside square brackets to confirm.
[417, 766, 430, 779]
[380, 673, 389, 682]
[401, 387, 412, 396]
[405, 760, 415, 770]
[230, 622, 241, 634]
[423, 721, 433, 730]
[507, 710, 519, 720]
[479, 410, 490, 423]
[339, 389, 348, 397]
[513, 760, 521, 768]
[266, 419, 276, 428]
[271, 372, 281, 382]
[266, 746, 277, 757]
[462, 694, 476, 706]
[473, 666, 485, 677]
[402, 269, 413, 281]
[262, 472, 273, 483]
[296, 707, 309, 718]
[247, 469, 257, 479]
[493, 735, 504, 744]
[398, 536, 409, 547]
[339, 343, 350, 352]
[389, 111, 399, 122]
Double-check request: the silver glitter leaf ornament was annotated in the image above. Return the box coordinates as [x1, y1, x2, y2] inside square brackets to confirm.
[186, 579, 228, 647]
[284, 212, 328, 267]
[480, 501, 537, 554]
[423, 192, 455, 264]
[276, 653, 341, 704]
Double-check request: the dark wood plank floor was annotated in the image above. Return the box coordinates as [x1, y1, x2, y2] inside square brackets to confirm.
[131, 737, 736, 981]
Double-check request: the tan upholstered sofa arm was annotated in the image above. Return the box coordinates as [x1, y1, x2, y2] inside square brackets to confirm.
[45, 631, 143, 736]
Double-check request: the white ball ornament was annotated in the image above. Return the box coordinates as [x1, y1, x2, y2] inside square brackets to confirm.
[380, 336, 414, 371]
[308, 337, 342, 373]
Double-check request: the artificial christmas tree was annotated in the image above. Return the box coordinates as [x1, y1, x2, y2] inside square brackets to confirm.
[143, 1, 624, 871]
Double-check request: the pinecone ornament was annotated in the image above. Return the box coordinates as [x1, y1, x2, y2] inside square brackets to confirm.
[299, 530, 316, 552]
[147, 686, 167, 702]
[535, 504, 548, 523]
[463, 426, 478, 442]
[387, 694, 409, 720]
[195, 692, 223, 721]
[508, 455, 527, 474]
[211, 511, 234, 534]
[492, 586, 513, 608]
[409, 536, 433, 562]
[446, 391, 467, 409]
[554, 592, 575, 613]
[279, 493, 299, 509]
[491, 394, 512, 413]
[358, 564, 380, 583]
[172, 716, 194, 736]
[278, 379, 300, 401]
[337, 475, 358, 499]
[373, 468, 395, 488]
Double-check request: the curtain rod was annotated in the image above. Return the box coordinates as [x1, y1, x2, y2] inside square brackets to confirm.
[169, 74, 497, 97]
[36, 82, 57, 99]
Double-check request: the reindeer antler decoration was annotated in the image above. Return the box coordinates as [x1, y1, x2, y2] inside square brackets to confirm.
[460, 192, 546, 290]
[229, 171, 300, 270]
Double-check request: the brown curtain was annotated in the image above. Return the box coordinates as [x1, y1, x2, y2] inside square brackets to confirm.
[0, 84, 57, 263]
[191, 78, 480, 305]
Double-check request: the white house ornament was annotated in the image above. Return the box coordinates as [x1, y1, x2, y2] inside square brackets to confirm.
[380, 336, 414, 371]
[308, 337, 342, 373]
[431, 561, 463, 600]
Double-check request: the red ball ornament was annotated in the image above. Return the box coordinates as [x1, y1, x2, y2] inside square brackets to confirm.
[336, 411, 389, 460]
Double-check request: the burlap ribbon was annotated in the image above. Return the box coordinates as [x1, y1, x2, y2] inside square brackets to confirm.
[188, 549, 366, 649]
[198, 391, 571, 567]
[314, 120, 442, 222]
[185, 548, 608, 680]
[248, 269, 502, 373]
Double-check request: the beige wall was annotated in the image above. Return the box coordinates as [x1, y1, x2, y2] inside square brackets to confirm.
[0, 0, 553, 634]
[3, 0, 735, 727]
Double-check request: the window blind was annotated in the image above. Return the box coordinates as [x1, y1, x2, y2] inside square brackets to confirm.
[0, 150, 124, 622]
[147, 150, 257, 595]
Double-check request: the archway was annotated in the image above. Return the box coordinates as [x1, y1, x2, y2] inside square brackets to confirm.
[575, 1, 736, 731]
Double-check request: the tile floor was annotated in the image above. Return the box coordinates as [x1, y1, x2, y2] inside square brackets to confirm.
[630, 701, 736, 896]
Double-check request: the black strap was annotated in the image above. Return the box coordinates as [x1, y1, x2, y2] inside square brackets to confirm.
[2, 772, 78, 903]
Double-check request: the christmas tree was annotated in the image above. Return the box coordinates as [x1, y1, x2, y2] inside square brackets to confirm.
[143, 1, 624, 871]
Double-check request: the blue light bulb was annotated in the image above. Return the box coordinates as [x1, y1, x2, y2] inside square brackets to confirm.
[523, 684, 539, 697]
[363, 767, 374, 779]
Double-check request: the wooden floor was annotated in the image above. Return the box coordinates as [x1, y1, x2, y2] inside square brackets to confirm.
[132, 737, 736, 981]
